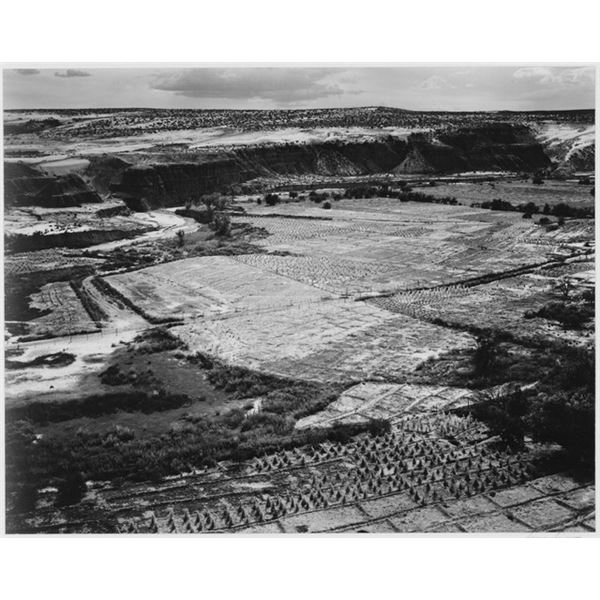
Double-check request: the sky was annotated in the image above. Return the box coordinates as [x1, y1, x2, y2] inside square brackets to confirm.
[2, 65, 596, 111]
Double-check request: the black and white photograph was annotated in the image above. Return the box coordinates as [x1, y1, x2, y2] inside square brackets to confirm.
[2, 63, 595, 536]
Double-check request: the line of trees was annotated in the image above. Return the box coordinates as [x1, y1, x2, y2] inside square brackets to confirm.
[475, 198, 594, 219]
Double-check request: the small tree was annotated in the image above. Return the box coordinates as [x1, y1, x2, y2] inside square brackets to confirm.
[473, 333, 500, 378]
[13, 482, 37, 513]
[55, 471, 87, 507]
[212, 213, 231, 237]
[528, 390, 594, 465]
[554, 277, 574, 300]
[475, 388, 529, 449]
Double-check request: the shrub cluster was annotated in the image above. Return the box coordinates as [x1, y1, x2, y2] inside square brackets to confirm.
[475, 198, 594, 219]
[525, 301, 594, 330]
[471, 344, 594, 466]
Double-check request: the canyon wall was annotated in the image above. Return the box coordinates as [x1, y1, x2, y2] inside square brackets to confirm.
[107, 124, 552, 208]
[5, 124, 554, 211]
[4, 162, 102, 207]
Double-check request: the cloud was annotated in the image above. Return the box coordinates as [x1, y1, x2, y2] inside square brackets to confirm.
[513, 66, 594, 87]
[559, 66, 595, 86]
[151, 68, 345, 102]
[513, 67, 557, 84]
[420, 75, 453, 90]
[14, 68, 40, 76]
[54, 69, 91, 78]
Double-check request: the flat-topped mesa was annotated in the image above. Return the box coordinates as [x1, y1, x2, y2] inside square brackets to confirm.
[106, 124, 552, 209]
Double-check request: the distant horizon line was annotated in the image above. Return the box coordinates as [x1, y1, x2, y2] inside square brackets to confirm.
[3, 105, 596, 114]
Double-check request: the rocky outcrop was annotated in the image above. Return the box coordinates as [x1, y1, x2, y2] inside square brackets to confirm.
[533, 121, 595, 175]
[434, 124, 551, 172]
[4, 162, 101, 207]
[565, 144, 595, 172]
[110, 158, 253, 208]
[84, 155, 132, 196]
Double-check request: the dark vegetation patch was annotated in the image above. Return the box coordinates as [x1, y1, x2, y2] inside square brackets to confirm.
[341, 184, 459, 205]
[5, 351, 76, 370]
[7, 390, 193, 424]
[88, 221, 268, 274]
[462, 341, 594, 469]
[95, 203, 131, 218]
[415, 334, 564, 390]
[6, 415, 389, 520]
[5, 337, 351, 509]
[476, 198, 594, 219]
[70, 278, 108, 325]
[4, 265, 96, 335]
[525, 300, 594, 330]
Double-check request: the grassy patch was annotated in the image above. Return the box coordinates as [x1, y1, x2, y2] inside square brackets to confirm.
[5, 351, 76, 370]
[5, 346, 352, 507]
[91, 221, 269, 273]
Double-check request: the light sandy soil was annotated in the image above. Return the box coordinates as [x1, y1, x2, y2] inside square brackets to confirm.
[4, 124, 427, 161]
[86, 209, 197, 251]
[4, 325, 144, 404]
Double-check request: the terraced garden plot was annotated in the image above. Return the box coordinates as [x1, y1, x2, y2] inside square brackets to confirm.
[173, 301, 474, 381]
[259, 316, 474, 383]
[103, 256, 332, 322]
[4, 249, 104, 276]
[25, 281, 99, 338]
[172, 299, 394, 365]
[107, 413, 593, 534]
[295, 382, 476, 429]
[520, 219, 595, 246]
[233, 253, 410, 295]
[231, 205, 566, 294]
[331, 197, 527, 222]
[369, 267, 594, 346]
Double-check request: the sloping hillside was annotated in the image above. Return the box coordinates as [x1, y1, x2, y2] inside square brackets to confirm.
[535, 122, 595, 173]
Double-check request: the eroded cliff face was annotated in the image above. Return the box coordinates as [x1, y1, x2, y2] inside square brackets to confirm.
[110, 158, 254, 208]
[5, 123, 553, 211]
[104, 124, 553, 208]
[435, 124, 551, 172]
[109, 139, 413, 207]
[83, 155, 132, 196]
[4, 162, 102, 207]
[533, 122, 595, 175]
[4, 226, 154, 253]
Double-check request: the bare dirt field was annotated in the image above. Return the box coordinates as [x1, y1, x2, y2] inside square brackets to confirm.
[5, 186, 595, 535]
[104, 255, 333, 323]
